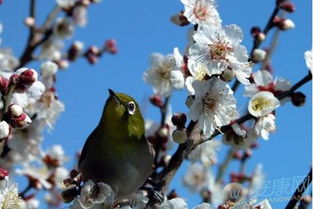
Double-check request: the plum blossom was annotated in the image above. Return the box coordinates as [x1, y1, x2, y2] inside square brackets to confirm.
[188, 139, 221, 166]
[248, 91, 280, 118]
[76, 180, 115, 209]
[0, 49, 19, 70]
[144, 51, 184, 97]
[188, 77, 238, 137]
[304, 49, 312, 73]
[188, 24, 252, 85]
[53, 18, 74, 40]
[180, 0, 221, 26]
[254, 113, 276, 140]
[183, 163, 209, 192]
[158, 197, 188, 209]
[0, 68, 45, 108]
[193, 203, 212, 209]
[244, 70, 291, 100]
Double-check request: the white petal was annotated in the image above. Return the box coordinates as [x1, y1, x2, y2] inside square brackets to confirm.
[248, 91, 280, 117]
[223, 24, 243, 45]
[170, 70, 185, 89]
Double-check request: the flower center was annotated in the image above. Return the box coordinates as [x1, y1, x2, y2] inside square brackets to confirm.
[251, 97, 272, 112]
[193, 1, 208, 20]
[209, 40, 233, 60]
[158, 63, 172, 80]
[202, 92, 218, 112]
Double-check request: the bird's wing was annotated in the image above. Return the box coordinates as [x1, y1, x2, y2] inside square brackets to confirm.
[78, 129, 97, 166]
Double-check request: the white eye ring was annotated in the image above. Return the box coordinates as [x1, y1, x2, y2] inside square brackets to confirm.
[127, 101, 136, 115]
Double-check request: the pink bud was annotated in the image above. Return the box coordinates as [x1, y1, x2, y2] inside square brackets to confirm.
[0, 76, 9, 94]
[10, 74, 20, 84]
[149, 95, 163, 108]
[279, 2, 295, 13]
[0, 168, 9, 180]
[291, 92, 306, 106]
[10, 113, 32, 128]
[19, 69, 38, 85]
[104, 39, 118, 54]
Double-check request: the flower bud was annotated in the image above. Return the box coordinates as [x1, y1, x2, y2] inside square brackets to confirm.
[0, 168, 9, 180]
[291, 92, 306, 106]
[256, 32, 266, 42]
[170, 11, 189, 26]
[9, 74, 19, 84]
[171, 113, 187, 129]
[18, 68, 38, 85]
[41, 61, 58, 77]
[158, 125, 169, 138]
[24, 17, 36, 27]
[172, 129, 188, 144]
[252, 48, 267, 62]
[57, 59, 70, 69]
[54, 18, 74, 39]
[250, 26, 261, 37]
[274, 17, 295, 30]
[9, 104, 23, 117]
[185, 95, 195, 108]
[149, 95, 163, 108]
[279, 2, 295, 13]
[221, 68, 235, 82]
[104, 39, 118, 54]
[68, 41, 84, 61]
[0, 121, 10, 140]
[232, 152, 242, 160]
[10, 113, 32, 128]
[0, 76, 9, 94]
[61, 187, 79, 203]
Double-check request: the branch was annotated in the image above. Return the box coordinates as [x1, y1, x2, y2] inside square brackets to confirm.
[215, 148, 234, 184]
[285, 169, 312, 209]
[153, 72, 312, 192]
[231, 4, 281, 92]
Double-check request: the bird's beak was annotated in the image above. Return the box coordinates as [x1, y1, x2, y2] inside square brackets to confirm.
[108, 89, 121, 105]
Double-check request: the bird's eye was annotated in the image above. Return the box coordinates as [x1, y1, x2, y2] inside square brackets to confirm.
[127, 101, 136, 115]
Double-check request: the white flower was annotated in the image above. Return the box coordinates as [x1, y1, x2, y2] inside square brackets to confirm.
[254, 199, 272, 209]
[244, 70, 291, 100]
[193, 203, 212, 209]
[158, 197, 188, 209]
[304, 49, 312, 73]
[15, 164, 52, 189]
[181, 0, 221, 26]
[78, 180, 115, 209]
[183, 163, 209, 192]
[0, 49, 19, 70]
[53, 18, 74, 39]
[0, 121, 9, 139]
[55, 167, 69, 188]
[44, 144, 67, 165]
[0, 69, 45, 108]
[248, 91, 280, 117]
[144, 52, 184, 97]
[249, 164, 264, 197]
[0, 183, 23, 209]
[188, 24, 252, 85]
[188, 140, 221, 166]
[39, 39, 63, 61]
[73, 5, 87, 27]
[255, 113, 276, 140]
[188, 78, 238, 137]
[56, 0, 76, 8]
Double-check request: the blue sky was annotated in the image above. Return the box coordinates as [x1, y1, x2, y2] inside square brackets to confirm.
[0, 0, 311, 208]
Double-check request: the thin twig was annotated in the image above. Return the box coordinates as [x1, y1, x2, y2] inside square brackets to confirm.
[215, 148, 234, 184]
[231, 4, 281, 93]
[285, 169, 312, 209]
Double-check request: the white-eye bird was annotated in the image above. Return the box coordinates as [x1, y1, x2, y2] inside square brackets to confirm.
[78, 89, 154, 201]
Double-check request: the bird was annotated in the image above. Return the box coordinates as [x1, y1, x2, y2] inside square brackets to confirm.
[78, 89, 155, 201]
